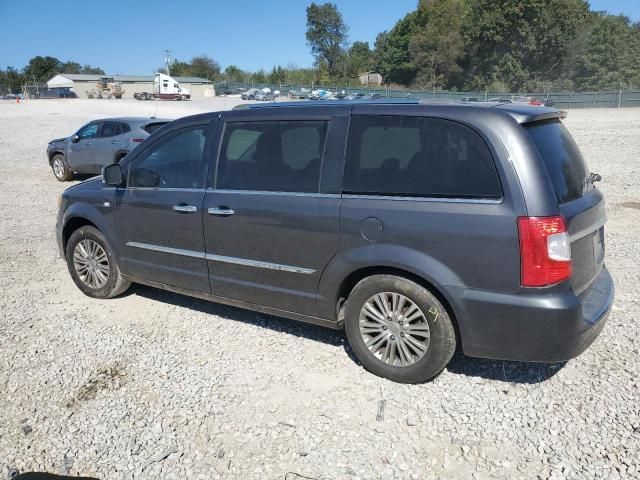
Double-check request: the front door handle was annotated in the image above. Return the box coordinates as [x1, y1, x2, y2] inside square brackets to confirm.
[172, 204, 198, 213]
[208, 207, 235, 216]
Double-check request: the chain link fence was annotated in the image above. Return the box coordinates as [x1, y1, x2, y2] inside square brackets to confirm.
[214, 82, 640, 108]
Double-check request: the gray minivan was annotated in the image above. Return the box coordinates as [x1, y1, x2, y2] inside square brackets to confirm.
[55, 101, 613, 383]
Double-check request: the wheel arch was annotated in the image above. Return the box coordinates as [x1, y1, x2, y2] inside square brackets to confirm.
[334, 266, 461, 344]
[61, 203, 119, 258]
[49, 150, 65, 164]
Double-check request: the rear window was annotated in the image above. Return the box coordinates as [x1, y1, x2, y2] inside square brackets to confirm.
[344, 115, 502, 198]
[144, 122, 168, 134]
[525, 120, 592, 203]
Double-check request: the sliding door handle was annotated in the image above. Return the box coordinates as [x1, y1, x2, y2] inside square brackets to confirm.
[208, 207, 235, 216]
[172, 204, 198, 213]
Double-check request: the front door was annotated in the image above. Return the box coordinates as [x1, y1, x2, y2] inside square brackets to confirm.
[114, 122, 213, 293]
[93, 120, 123, 172]
[68, 121, 100, 173]
[203, 114, 344, 316]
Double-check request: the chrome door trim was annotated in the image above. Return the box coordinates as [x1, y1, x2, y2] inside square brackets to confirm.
[207, 207, 235, 216]
[204, 253, 316, 274]
[126, 241, 205, 259]
[342, 193, 503, 204]
[206, 189, 340, 199]
[125, 242, 315, 274]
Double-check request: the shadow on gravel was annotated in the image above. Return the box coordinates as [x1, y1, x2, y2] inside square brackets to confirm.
[446, 351, 566, 384]
[130, 284, 566, 384]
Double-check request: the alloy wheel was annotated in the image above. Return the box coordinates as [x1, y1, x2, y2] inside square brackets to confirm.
[73, 239, 110, 289]
[359, 292, 433, 367]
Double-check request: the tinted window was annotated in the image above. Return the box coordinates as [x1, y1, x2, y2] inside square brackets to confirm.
[100, 121, 118, 138]
[344, 116, 501, 198]
[216, 121, 327, 193]
[129, 126, 206, 188]
[77, 122, 99, 139]
[525, 120, 591, 203]
[143, 122, 168, 134]
[121, 123, 131, 133]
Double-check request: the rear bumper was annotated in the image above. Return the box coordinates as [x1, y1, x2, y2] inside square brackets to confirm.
[450, 266, 614, 362]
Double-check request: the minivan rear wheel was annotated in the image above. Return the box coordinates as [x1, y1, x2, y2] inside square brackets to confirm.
[66, 226, 130, 299]
[344, 275, 456, 383]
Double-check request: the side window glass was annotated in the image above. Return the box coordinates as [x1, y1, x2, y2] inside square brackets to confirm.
[77, 122, 99, 139]
[121, 123, 131, 133]
[344, 116, 501, 198]
[100, 121, 117, 138]
[216, 121, 327, 193]
[129, 126, 207, 189]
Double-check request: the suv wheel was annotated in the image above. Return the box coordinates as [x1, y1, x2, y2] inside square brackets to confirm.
[52, 154, 73, 181]
[65, 226, 130, 299]
[344, 275, 456, 383]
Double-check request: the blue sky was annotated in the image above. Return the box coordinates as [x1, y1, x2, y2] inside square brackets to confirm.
[0, 0, 638, 74]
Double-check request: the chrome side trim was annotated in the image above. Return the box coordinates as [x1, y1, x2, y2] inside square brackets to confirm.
[125, 242, 315, 274]
[205, 253, 316, 274]
[126, 241, 205, 259]
[342, 194, 503, 204]
[206, 189, 340, 199]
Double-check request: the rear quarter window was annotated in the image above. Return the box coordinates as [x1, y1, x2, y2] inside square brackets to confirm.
[144, 122, 168, 134]
[344, 115, 502, 199]
[525, 120, 592, 203]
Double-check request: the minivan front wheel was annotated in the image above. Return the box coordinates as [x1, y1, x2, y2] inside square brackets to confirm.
[344, 275, 456, 383]
[66, 226, 130, 299]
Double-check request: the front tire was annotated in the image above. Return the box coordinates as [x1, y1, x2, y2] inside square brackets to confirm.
[344, 275, 456, 383]
[51, 154, 74, 181]
[65, 226, 130, 299]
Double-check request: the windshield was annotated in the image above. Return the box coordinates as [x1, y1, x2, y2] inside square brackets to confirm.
[525, 120, 592, 203]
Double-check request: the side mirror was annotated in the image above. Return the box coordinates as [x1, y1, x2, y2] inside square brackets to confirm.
[71, 134, 80, 143]
[102, 164, 124, 187]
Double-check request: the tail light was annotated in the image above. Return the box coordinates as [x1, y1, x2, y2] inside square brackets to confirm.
[132, 138, 145, 143]
[518, 216, 572, 287]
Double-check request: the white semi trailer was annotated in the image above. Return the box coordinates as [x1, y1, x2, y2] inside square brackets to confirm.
[134, 73, 191, 101]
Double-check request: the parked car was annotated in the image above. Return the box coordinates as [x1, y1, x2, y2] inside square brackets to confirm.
[346, 92, 366, 100]
[241, 88, 260, 100]
[254, 91, 274, 101]
[47, 117, 170, 181]
[56, 101, 613, 383]
[362, 92, 384, 100]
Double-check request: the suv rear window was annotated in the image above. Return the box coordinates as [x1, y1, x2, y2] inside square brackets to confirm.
[525, 120, 592, 203]
[344, 116, 501, 198]
[144, 122, 168, 134]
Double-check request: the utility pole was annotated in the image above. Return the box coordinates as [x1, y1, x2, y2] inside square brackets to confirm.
[163, 50, 173, 76]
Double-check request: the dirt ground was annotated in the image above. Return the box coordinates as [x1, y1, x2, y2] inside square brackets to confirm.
[0, 98, 639, 480]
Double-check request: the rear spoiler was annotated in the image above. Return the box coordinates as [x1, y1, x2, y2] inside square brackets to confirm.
[492, 104, 568, 124]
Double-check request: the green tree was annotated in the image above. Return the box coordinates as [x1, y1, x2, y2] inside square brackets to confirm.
[346, 41, 374, 78]
[224, 65, 247, 82]
[572, 14, 640, 90]
[188, 55, 221, 80]
[410, 0, 467, 89]
[22, 56, 62, 82]
[306, 2, 349, 78]
[373, 11, 419, 85]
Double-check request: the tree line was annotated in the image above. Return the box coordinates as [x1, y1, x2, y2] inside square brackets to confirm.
[3, 1, 639, 94]
[305, 0, 640, 92]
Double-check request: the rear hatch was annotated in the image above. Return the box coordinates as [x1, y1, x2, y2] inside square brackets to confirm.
[525, 119, 606, 294]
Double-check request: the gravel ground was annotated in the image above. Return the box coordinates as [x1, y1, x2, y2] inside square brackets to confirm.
[0, 99, 639, 480]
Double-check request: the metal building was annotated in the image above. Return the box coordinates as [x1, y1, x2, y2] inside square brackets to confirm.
[46, 74, 214, 98]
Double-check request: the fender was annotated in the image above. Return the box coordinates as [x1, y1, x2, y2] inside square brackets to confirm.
[316, 243, 464, 320]
[62, 200, 121, 259]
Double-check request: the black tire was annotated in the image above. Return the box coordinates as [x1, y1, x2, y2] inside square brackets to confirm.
[51, 154, 74, 181]
[65, 226, 130, 299]
[344, 275, 456, 383]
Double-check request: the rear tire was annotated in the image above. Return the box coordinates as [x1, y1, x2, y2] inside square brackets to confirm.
[344, 275, 456, 383]
[66, 226, 130, 299]
[51, 154, 74, 181]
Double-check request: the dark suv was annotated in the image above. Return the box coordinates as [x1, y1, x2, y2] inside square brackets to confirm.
[56, 101, 614, 383]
